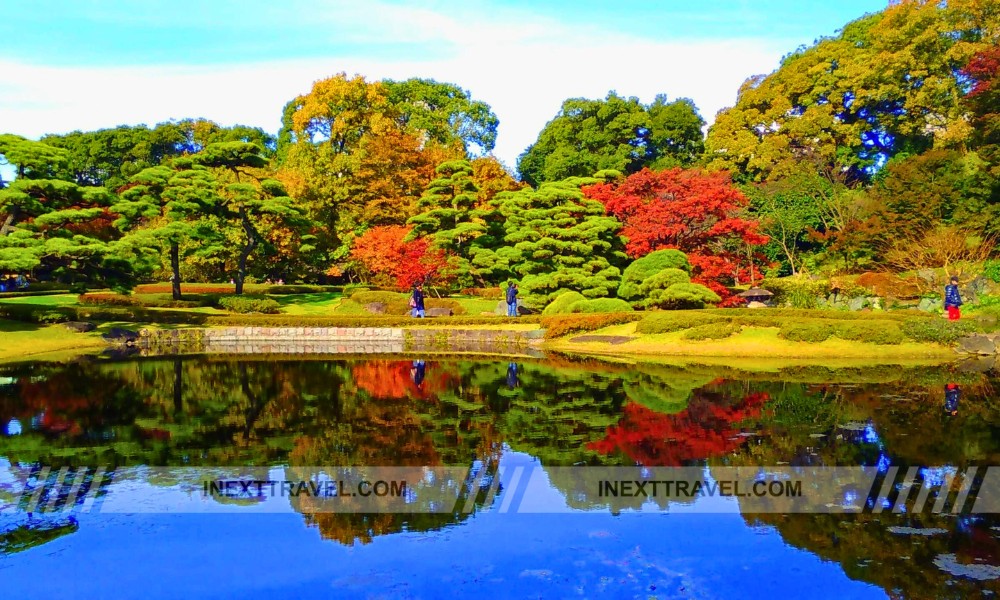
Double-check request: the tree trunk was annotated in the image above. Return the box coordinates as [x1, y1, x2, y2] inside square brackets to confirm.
[235, 208, 259, 296]
[170, 242, 182, 300]
[0, 205, 20, 236]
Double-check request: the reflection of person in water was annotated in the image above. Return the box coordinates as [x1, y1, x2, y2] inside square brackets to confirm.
[410, 360, 426, 387]
[506, 363, 519, 389]
[945, 383, 960, 416]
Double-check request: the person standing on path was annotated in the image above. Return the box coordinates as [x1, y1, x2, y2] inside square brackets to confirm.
[944, 276, 963, 321]
[411, 282, 426, 318]
[505, 282, 519, 317]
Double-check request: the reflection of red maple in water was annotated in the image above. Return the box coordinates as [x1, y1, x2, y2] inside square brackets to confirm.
[588, 392, 770, 466]
[351, 361, 455, 400]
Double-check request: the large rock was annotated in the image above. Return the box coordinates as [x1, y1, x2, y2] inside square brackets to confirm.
[364, 302, 386, 315]
[957, 335, 996, 355]
[63, 321, 96, 333]
[848, 297, 867, 311]
[917, 297, 942, 312]
[917, 269, 937, 283]
[425, 307, 453, 317]
[101, 327, 139, 343]
[868, 297, 883, 311]
[747, 301, 768, 309]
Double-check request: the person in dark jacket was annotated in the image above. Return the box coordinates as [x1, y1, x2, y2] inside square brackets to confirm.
[411, 283, 425, 318]
[944, 276, 963, 321]
[505, 282, 519, 317]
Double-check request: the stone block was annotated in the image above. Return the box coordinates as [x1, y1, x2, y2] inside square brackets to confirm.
[63, 321, 96, 333]
[957, 335, 996, 355]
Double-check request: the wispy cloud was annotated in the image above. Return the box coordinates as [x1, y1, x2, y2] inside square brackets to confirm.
[0, 0, 791, 168]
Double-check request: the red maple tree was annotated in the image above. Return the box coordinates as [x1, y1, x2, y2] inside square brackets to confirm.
[584, 168, 768, 300]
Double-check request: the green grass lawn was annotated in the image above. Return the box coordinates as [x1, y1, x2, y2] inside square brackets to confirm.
[0, 319, 104, 362]
[0, 294, 80, 306]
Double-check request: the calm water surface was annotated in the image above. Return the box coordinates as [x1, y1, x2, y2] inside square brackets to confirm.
[1, 355, 999, 599]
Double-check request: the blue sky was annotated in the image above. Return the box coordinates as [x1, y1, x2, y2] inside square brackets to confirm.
[0, 0, 888, 167]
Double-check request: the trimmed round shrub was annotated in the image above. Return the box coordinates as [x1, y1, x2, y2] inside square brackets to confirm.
[567, 298, 634, 313]
[542, 291, 588, 315]
[831, 322, 905, 345]
[619, 250, 691, 302]
[218, 296, 281, 314]
[645, 282, 721, 310]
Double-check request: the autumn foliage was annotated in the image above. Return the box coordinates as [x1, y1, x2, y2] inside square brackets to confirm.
[349, 225, 451, 288]
[584, 168, 767, 299]
[587, 391, 770, 466]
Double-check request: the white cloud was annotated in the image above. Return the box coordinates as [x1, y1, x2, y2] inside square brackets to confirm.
[0, 2, 788, 170]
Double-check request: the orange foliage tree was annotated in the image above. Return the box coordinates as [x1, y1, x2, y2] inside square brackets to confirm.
[349, 225, 451, 288]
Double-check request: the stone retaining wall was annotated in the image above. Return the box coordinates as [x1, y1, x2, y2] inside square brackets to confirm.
[136, 326, 544, 355]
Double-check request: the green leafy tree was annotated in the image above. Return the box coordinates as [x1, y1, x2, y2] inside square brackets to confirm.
[384, 78, 499, 156]
[496, 176, 627, 305]
[706, 0, 998, 184]
[518, 92, 705, 186]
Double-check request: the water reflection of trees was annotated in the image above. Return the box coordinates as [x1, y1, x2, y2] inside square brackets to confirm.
[3, 357, 1000, 563]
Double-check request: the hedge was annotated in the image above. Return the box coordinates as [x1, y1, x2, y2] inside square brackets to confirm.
[541, 313, 643, 339]
[78, 293, 209, 309]
[0, 303, 209, 325]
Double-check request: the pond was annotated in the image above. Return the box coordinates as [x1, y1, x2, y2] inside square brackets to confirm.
[1, 355, 999, 598]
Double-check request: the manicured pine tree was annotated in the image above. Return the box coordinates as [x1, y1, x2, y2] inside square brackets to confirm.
[496, 175, 627, 306]
[113, 161, 222, 299]
[0, 135, 130, 289]
[407, 159, 504, 287]
[195, 142, 302, 295]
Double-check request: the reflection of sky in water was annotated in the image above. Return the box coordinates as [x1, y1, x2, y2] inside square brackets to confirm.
[0, 450, 887, 599]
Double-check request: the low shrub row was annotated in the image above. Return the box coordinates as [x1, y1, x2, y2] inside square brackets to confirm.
[0, 303, 208, 325]
[680, 322, 741, 340]
[133, 283, 346, 295]
[540, 313, 643, 339]
[777, 321, 906, 344]
[79, 293, 209, 309]
[218, 296, 281, 314]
